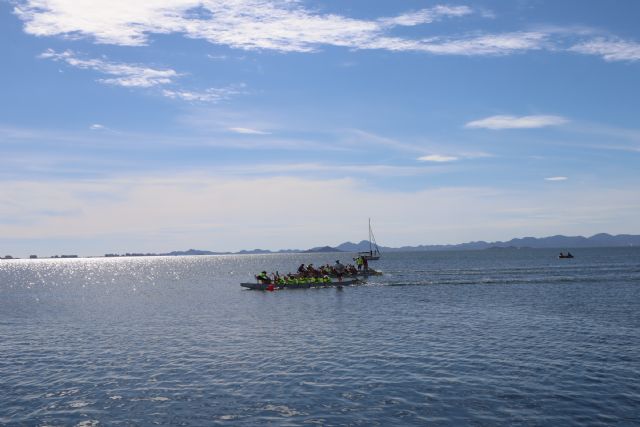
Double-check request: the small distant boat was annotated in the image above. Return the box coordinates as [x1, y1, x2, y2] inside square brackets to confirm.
[241, 279, 361, 291]
[558, 252, 574, 259]
[359, 218, 381, 261]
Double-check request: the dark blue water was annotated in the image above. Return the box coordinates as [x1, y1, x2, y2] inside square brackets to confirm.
[1, 248, 639, 426]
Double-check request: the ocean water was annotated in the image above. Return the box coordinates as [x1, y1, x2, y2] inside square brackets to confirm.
[1, 248, 639, 426]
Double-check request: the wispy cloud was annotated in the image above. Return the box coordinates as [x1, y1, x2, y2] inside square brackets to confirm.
[379, 6, 472, 27]
[89, 124, 105, 131]
[39, 49, 242, 102]
[354, 31, 550, 55]
[162, 86, 245, 103]
[545, 176, 568, 181]
[207, 54, 229, 61]
[217, 162, 446, 177]
[39, 49, 178, 88]
[417, 32, 550, 56]
[348, 130, 493, 162]
[347, 129, 427, 153]
[417, 154, 458, 162]
[228, 127, 270, 135]
[416, 152, 493, 162]
[465, 115, 569, 130]
[569, 38, 640, 62]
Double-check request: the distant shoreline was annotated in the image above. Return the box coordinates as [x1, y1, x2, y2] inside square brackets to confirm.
[2, 233, 639, 260]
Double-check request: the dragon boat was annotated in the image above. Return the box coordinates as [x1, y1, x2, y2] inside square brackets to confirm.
[240, 279, 361, 290]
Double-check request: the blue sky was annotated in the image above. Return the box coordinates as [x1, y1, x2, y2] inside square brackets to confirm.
[1, 0, 639, 256]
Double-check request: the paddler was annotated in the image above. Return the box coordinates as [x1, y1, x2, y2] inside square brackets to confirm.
[297, 263, 306, 275]
[256, 271, 270, 284]
[334, 260, 345, 282]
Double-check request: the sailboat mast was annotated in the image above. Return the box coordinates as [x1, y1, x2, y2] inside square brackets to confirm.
[368, 218, 372, 255]
[360, 218, 381, 260]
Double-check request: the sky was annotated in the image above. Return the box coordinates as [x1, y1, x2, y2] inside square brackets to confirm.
[1, 0, 640, 257]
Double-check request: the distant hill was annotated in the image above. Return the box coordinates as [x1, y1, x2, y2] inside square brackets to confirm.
[341, 233, 640, 252]
[163, 248, 229, 256]
[335, 240, 370, 252]
[236, 249, 272, 254]
[163, 246, 343, 256]
[305, 246, 342, 253]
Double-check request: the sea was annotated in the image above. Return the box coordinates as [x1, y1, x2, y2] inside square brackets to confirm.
[1, 248, 639, 426]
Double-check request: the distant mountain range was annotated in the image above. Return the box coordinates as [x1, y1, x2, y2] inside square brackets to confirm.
[336, 233, 640, 252]
[159, 233, 639, 257]
[160, 245, 343, 256]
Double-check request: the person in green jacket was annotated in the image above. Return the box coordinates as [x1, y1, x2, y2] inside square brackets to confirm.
[256, 271, 270, 284]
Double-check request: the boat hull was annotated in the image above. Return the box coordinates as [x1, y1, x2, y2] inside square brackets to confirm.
[329, 269, 382, 278]
[241, 279, 360, 290]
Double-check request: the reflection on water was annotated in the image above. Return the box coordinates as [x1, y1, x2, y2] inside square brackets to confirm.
[1, 248, 639, 425]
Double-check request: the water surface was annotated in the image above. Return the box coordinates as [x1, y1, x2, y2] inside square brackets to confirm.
[1, 248, 639, 425]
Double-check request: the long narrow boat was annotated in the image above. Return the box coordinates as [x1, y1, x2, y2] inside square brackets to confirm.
[328, 269, 383, 278]
[241, 279, 361, 290]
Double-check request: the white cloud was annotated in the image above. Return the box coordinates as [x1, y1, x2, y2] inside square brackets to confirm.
[89, 124, 105, 130]
[570, 38, 640, 62]
[545, 176, 568, 181]
[14, 1, 640, 62]
[417, 154, 458, 162]
[465, 115, 569, 130]
[14, 1, 469, 51]
[14, 1, 546, 56]
[228, 127, 270, 135]
[39, 49, 178, 87]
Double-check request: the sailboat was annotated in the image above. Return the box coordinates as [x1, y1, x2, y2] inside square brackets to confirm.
[359, 218, 381, 261]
